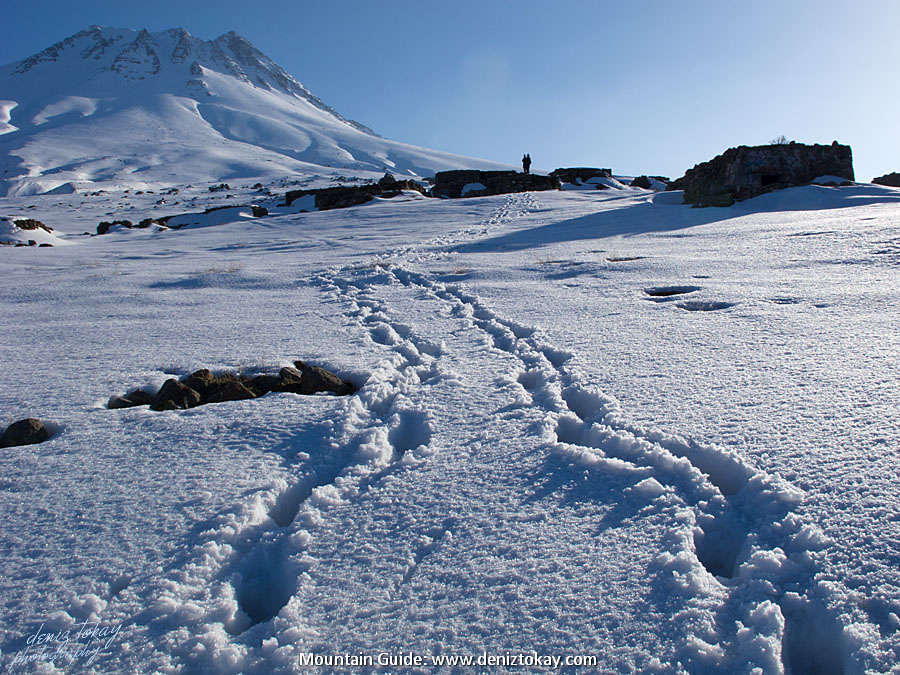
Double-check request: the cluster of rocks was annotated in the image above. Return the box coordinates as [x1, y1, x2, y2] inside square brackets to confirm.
[671, 141, 854, 207]
[284, 173, 427, 210]
[873, 172, 900, 188]
[109, 360, 356, 412]
[10, 218, 53, 233]
[97, 218, 151, 235]
[0, 218, 55, 247]
[432, 170, 560, 198]
[1, 418, 50, 448]
[96, 205, 268, 235]
[208, 183, 230, 192]
[2, 239, 53, 247]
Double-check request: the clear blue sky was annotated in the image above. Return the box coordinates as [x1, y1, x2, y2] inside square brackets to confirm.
[2, 0, 898, 180]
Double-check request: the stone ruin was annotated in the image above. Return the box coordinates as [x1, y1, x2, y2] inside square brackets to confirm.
[873, 172, 900, 188]
[285, 173, 427, 210]
[432, 170, 560, 198]
[671, 141, 854, 207]
[549, 167, 612, 186]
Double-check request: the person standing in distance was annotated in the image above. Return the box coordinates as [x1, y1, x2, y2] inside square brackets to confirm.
[522, 153, 532, 174]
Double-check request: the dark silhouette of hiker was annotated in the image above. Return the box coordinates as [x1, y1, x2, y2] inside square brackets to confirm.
[522, 153, 532, 174]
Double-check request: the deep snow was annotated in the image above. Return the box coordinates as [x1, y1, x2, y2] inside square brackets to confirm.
[0, 175, 898, 673]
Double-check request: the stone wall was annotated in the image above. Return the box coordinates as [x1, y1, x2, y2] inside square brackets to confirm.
[432, 170, 561, 198]
[672, 142, 854, 207]
[549, 167, 612, 185]
[873, 172, 900, 188]
[285, 175, 426, 210]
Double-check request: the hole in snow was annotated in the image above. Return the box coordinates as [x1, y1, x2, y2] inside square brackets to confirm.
[644, 285, 701, 297]
[676, 300, 735, 312]
[232, 541, 296, 630]
[781, 596, 847, 675]
[694, 513, 746, 579]
[388, 410, 431, 461]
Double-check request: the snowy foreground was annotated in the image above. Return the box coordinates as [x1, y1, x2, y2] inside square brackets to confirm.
[0, 180, 898, 673]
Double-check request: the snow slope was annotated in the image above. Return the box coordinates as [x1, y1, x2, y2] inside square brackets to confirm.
[0, 26, 511, 196]
[0, 179, 898, 672]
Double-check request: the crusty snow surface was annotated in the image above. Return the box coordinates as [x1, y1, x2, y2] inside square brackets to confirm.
[0, 178, 898, 673]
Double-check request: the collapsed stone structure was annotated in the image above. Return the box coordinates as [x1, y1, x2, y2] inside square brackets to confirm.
[549, 167, 612, 185]
[672, 142, 854, 207]
[285, 174, 426, 210]
[873, 172, 900, 188]
[432, 170, 560, 198]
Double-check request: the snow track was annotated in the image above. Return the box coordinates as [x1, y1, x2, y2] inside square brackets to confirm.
[336, 259, 849, 673]
[78, 189, 882, 672]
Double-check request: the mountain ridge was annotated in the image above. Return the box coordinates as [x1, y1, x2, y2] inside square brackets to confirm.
[0, 26, 510, 196]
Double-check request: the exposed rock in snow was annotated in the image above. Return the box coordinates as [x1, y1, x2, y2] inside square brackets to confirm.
[1, 418, 50, 448]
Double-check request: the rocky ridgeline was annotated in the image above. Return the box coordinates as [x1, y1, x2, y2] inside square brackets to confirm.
[432, 170, 560, 198]
[873, 172, 900, 188]
[284, 173, 427, 210]
[109, 361, 356, 412]
[671, 141, 854, 207]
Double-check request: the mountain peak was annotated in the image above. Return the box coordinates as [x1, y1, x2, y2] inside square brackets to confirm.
[0, 25, 509, 196]
[4, 25, 377, 134]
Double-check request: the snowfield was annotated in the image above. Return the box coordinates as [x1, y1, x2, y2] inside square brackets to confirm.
[0, 178, 898, 673]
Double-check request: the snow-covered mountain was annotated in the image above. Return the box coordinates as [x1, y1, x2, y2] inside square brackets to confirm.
[0, 26, 509, 196]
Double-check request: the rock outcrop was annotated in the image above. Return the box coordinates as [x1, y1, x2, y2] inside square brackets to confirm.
[672, 142, 854, 207]
[873, 172, 900, 188]
[432, 170, 560, 198]
[284, 176, 426, 210]
[1, 418, 50, 448]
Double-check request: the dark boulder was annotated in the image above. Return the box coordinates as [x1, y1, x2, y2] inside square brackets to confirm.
[293, 360, 356, 396]
[108, 389, 154, 409]
[151, 379, 202, 411]
[244, 374, 282, 396]
[208, 183, 230, 192]
[1, 418, 50, 448]
[96, 220, 134, 235]
[181, 369, 218, 398]
[205, 379, 256, 404]
[277, 366, 306, 393]
[251, 205, 268, 217]
[432, 170, 561, 198]
[873, 172, 900, 188]
[674, 141, 855, 207]
[38, 243, 53, 247]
